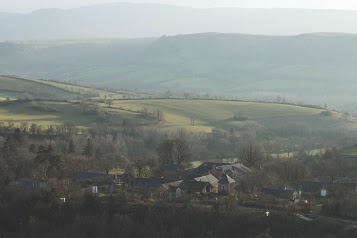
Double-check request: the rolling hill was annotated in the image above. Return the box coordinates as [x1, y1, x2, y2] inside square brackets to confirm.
[0, 75, 149, 100]
[0, 100, 144, 129]
[2, 96, 357, 139]
[1, 33, 357, 111]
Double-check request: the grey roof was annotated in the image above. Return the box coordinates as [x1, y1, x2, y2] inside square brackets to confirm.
[12, 179, 46, 189]
[195, 162, 231, 174]
[294, 181, 330, 193]
[194, 174, 219, 187]
[131, 178, 177, 188]
[219, 174, 235, 184]
[295, 180, 357, 193]
[216, 163, 252, 174]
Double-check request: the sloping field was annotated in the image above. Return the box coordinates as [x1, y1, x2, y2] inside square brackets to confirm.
[1, 98, 356, 135]
[112, 99, 327, 132]
[0, 75, 149, 100]
[340, 146, 357, 167]
[0, 100, 142, 128]
[26, 77, 148, 99]
[0, 75, 81, 100]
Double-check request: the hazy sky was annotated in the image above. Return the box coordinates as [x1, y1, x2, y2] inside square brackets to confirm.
[1, 0, 357, 13]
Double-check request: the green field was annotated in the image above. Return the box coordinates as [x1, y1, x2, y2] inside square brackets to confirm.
[0, 75, 82, 100]
[0, 101, 142, 128]
[26, 77, 148, 99]
[111, 99, 326, 132]
[1, 94, 356, 136]
[0, 75, 150, 101]
[341, 146, 357, 156]
[338, 146, 357, 167]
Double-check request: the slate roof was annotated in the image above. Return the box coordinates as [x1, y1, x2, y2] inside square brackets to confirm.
[131, 178, 177, 188]
[294, 181, 330, 193]
[195, 162, 231, 174]
[12, 179, 46, 189]
[219, 174, 235, 184]
[217, 163, 252, 175]
[295, 179, 357, 193]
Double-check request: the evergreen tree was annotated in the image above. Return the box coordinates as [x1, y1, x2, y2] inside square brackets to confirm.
[83, 138, 93, 157]
[34, 145, 62, 181]
[1, 136, 18, 158]
[68, 138, 76, 154]
[95, 148, 103, 159]
[13, 128, 23, 145]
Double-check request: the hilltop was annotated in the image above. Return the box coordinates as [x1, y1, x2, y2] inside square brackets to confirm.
[1, 4, 357, 40]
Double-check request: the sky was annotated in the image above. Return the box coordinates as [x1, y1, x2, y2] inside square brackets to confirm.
[1, 0, 357, 13]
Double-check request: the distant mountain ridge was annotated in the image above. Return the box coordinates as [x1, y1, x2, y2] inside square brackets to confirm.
[1, 32, 357, 111]
[1, 3, 357, 40]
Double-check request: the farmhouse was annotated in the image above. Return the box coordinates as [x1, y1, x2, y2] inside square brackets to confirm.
[73, 172, 132, 194]
[218, 174, 236, 195]
[178, 180, 213, 195]
[193, 174, 219, 193]
[185, 162, 252, 180]
[11, 179, 46, 190]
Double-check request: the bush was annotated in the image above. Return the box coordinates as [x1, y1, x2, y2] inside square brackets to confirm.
[233, 113, 249, 121]
[320, 111, 332, 116]
[30, 102, 60, 113]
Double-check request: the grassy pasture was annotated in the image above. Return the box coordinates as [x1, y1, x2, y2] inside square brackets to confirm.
[0, 75, 151, 100]
[112, 99, 324, 132]
[341, 146, 357, 156]
[26, 77, 145, 99]
[0, 101, 141, 129]
[340, 146, 357, 167]
[0, 75, 81, 100]
[1, 98, 354, 137]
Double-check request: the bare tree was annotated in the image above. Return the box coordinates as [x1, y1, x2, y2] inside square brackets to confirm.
[156, 110, 164, 122]
[173, 138, 191, 166]
[157, 138, 191, 166]
[239, 144, 265, 168]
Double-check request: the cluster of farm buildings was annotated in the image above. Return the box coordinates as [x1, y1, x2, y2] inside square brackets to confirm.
[10, 161, 357, 204]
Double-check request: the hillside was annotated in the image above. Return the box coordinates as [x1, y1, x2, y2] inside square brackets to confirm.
[111, 100, 357, 136]
[1, 33, 357, 111]
[0, 75, 148, 100]
[0, 75, 84, 100]
[0, 100, 147, 129]
[2, 97, 357, 140]
[1, 4, 357, 40]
